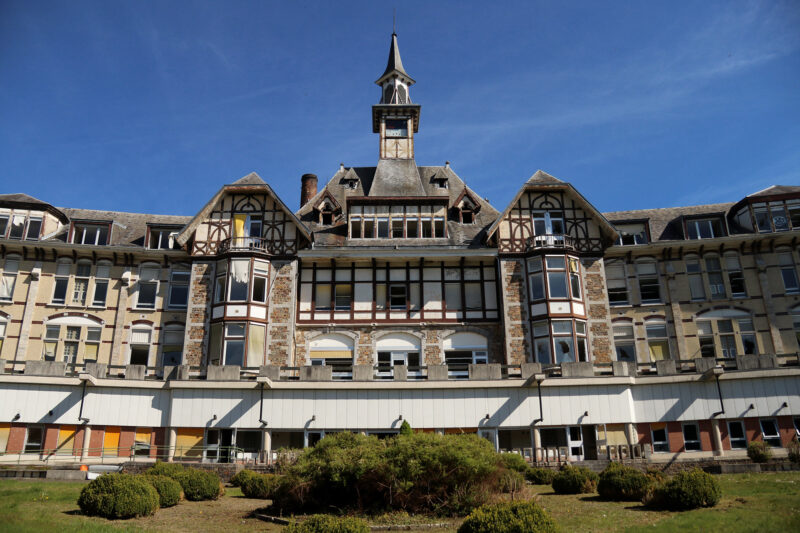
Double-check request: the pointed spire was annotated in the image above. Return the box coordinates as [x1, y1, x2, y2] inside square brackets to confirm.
[376, 33, 414, 84]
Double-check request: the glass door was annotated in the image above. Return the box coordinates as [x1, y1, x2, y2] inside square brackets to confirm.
[567, 426, 584, 461]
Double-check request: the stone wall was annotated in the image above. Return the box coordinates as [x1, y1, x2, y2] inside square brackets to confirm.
[183, 262, 214, 365]
[500, 258, 530, 365]
[582, 257, 613, 363]
[267, 260, 298, 366]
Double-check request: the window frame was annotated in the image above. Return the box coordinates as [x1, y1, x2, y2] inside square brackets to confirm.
[651, 426, 670, 453]
[167, 266, 190, 309]
[681, 422, 702, 451]
[759, 418, 782, 447]
[71, 222, 110, 246]
[727, 420, 747, 449]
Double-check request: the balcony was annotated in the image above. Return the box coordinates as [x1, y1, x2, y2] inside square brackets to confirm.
[218, 237, 270, 254]
[525, 234, 576, 251]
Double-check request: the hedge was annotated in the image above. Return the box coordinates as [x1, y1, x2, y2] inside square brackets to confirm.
[78, 473, 159, 519]
[140, 474, 182, 507]
[747, 441, 772, 463]
[457, 501, 558, 533]
[526, 467, 555, 485]
[230, 469, 258, 487]
[145, 462, 221, 501]
[241, 473, 279, 499]
[499, 453, 529, 473]
[551, 465, 598, 494]
[788, 439, 800, 464]
[597, 462, 651, 501]
[284, 514, 370, 533]
[646, 469, 721, 510]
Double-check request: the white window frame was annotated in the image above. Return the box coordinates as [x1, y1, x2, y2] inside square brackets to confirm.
[168, 267, 190, 309]
[135, 264, 160, 310]
[129, 327, 152, 366]
[91, 260, 111, 308]
[759, 418, 782, 447]
[0, 255, 20, 302]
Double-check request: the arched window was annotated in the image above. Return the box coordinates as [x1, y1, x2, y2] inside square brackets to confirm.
[376, 333, 420, 378]
[0, 254, 20, 302]
[309, 333, 354, 378]
[695, 308, 758, 358]
[443, 332, 488, 379]
[42, 314, 103, 364]
[129, 324, 152, 366]
[645, 318, 669, 361]
[612, 319, 636, 362]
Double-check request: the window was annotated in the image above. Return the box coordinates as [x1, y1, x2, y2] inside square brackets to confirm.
[84, 326, 101, 362]
[546, 256, 568, 299]
[739, 319, 757, 354]
[686, 218, 725, 239]
[697, 320, 715, 358]
[149, 228, 176, 249]
[569, 258, 581, 299]
[136, 265, 159, 309]
[552, 320, 575, 363]
[651, 425, 669, 453]
[705, 256, 726, 299]
[433, 217, 445, 237]
[363, 218, 375, 238]
[224, 323, 246, 366]
[0, 319, 5, 355]
[72, 223, 109, 245]
[697, 316, 756, 357]
[389, 285, 406, 310]
[636, 260, 661, 303]
[771, 205, 790, 231]
[778, 251, 799, 294]
[350, 217, 362, 238]
[63, 326, 80, 363]
[421, 217, 432, 238]
[406, 217, 419, 238]
[43, 325, 59, 361]
[686, 256, 705, 300]
[759, 419, 782, 447]
[445, 283, 461, 311]
[24, 426, 43, 454]
[527, 257, 545, 300]
[0, 214, 7, 237]
[25, 217, 42, 240]
[461, 210, 474, 224]
[320, 211, 333, 225]
[377, 218, 389, 238]
[252, 274, 268, 304]
[532, 321, 550, 364]
[613, 324, 636, 362]
[605, 260, 628, 305]
[391, 219, 404, 238]
[682, 423, 701, 451]
[129, 327, 151, 366]
[615, 223, 648, 245]
[92, 261, 110, 307]
[646, 321, 669, 361]
[434, 178, 448, 189]
[532, 211, 564, 236]
[161, 326, 184, 367]
[168, 267, 190, 308]
[315, 284, 331, 311]
[385, 118, 408, 137]
[465, 282, 482, 311]
[0, 256, 20, 302]
[725, 254, 746, 297]
[8, 215, 25, 239]
[51, 259, 71, 305]
[334, 284, 352, 311]
[228, 259, 249, 301]
[72, 261, 91, 306]
[214, 274, 226, 303]
[727, 420, 747, 449]
[444, 350, 487, 379]
[718, 319, 737, 358]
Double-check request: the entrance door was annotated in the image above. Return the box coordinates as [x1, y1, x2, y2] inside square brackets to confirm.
[305, 430, 324, 448]
[567, 426, 584, 461]
[206, 429, 236, 463]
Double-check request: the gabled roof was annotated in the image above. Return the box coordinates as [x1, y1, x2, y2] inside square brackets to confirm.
[314, 190, 342, 212]
[175, 172, 311, 247]
[376, 33, 414, 85]
[485, 170, 618, 242]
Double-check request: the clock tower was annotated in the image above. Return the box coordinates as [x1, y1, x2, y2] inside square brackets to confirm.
[372, 33, 421, 160]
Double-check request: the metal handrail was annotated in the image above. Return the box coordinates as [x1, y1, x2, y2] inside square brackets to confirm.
[0, 444, 253, 466]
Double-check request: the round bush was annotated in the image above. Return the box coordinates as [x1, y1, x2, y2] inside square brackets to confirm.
[146, 461, 186, 478]
[646, 468, 721, 510]
[551, 465, 598, 494]
[747, 441, 772, 463]
[597, 462, 651, 501]
[230, 469, 258, 487]
[499, 453, 529, 473]
[176, 468, 222, 501]
[241, 473, 279, 499]
[787, 439, 800, 464]
[285, 514, 370, 533]
[499, 469, 525, 494]
[458, 501, 558, 533]
[140, 475, 182, 507]
[526, 467, 555, 485]
[78, 473, 159, 519]
[645, 468, 667, 484]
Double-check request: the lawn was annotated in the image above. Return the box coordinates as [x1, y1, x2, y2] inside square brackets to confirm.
[0, 472, 798, 532]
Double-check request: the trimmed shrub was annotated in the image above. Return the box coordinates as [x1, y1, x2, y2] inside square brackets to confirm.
[146, 461, 186, 478]
[241, 473, 279, 499]
[285, 514, 370, 533]
[177, 469, 222, 501]
[499, 453, 529, 473]
[787, 439, 800, 464]
[399, 420, 413, 436]
[78, 473, 159, 519]
[140, 474, 182, 507]
[597, 462, 651, 501]
[645, 468, 667, 484]
[747, 441, 772, 463]
[458, 501, 558, 533]
[499, 469, 525, 494]
[551, 465, 598, 494]
[230, 469, 258, 487]
[646, 468, 721, 510]
[526, 467, 555, 485]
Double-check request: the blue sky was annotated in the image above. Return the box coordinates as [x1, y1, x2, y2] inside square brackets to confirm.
[1, 1, 798, 216]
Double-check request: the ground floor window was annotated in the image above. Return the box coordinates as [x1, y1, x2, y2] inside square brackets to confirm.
[759, 419, 782, 447]
[24, 426, 43, 454]
[727, 420, 747, 449]
[444, 350, 488, 378]
[682, 423, 701, 451]
[651, 424, 669, 453]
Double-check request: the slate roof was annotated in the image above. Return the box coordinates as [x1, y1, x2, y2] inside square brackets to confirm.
[295, 163, 500, 248]
[56, 208, 192, 247]
[377, 33, 414, 84]
[603, 203, 734, 241]
[0, 193, 52, 206]
[746, 185, 800, 198]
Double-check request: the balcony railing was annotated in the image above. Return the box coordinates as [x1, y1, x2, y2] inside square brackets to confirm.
[1, 354, 797, 383]
[218, 237, 270, 254]
[525, 233, 576, 251]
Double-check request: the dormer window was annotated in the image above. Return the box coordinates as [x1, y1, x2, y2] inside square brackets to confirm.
[72, 223, 109, 245]
[0, 214, 41, 241]
[462, 210, 474, 224]
[321, 211, 333, 225]
[342, 178, 359, 190]
[385, 118, 408, 138]
[434, 179, 448, 189]
[615, 223, 649, 245]
[149, 227, 179, 250]
[686, 217, 725, 239]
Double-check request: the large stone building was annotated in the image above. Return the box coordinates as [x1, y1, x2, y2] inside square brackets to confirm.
[0, 34, 798, 464]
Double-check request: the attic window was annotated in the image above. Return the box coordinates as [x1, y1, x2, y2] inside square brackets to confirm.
[686, 217, 725, 239]
[433, 177, 448, 189]
[72, 223, 109, 246]
[461, 210, 474, 224]
[321, 212, 333, 225]
[342, 179, 358, 190]
[615, 223, 648, 245]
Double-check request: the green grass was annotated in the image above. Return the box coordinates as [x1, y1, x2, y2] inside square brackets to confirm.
[1, 472, 798, 532]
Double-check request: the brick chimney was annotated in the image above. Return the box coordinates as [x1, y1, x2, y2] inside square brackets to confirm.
[300, 174, 318, 207]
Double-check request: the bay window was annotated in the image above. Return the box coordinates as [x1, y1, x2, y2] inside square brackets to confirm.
[527, 257, 545, 300]
[223, 323, 245, 366]
[546, 256, 568, 299]
[228, 259, 249, 301]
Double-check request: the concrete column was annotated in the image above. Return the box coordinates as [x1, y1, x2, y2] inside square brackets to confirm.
[626, 423, 638, 446]
[80, 425, 91, 461]
[756, 266, 785, 354]
[261, 429, 272, 464]
[664, 266, 688, 359]
[532, 427, 541, 461]
[711, 419, 724, 457]
[110, 268, 131, 365]
[167, 427, 177, 462]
